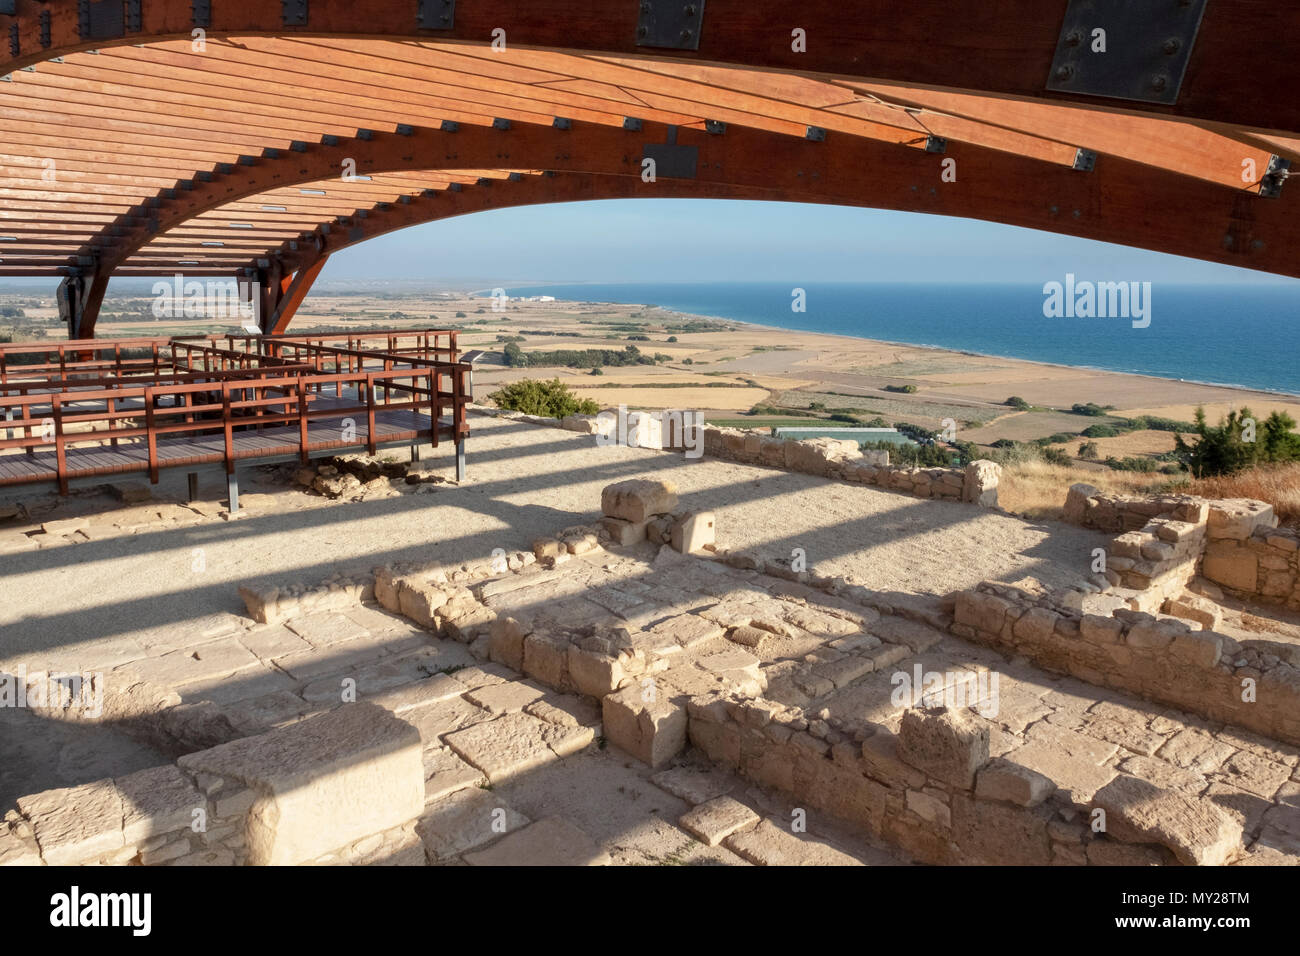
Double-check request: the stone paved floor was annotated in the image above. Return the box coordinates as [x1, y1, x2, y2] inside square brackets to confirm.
[0, 412, 1112, 668]
[4, 415, 1298, 864]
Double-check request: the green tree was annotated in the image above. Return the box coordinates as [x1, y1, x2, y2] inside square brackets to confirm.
[1174, 406, 1300, 477]
[486, 378, 599, 418]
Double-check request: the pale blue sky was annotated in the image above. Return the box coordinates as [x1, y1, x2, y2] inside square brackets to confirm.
[4, 199, 1297, 293]
[321, 199, 1298, 286]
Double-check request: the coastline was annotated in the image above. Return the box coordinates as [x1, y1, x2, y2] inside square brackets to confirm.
[525, 294, 1300, 405]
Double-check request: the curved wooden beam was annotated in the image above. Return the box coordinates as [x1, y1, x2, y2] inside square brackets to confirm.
[94, 119, 1297, 280]
[1, 0, 1296, 136]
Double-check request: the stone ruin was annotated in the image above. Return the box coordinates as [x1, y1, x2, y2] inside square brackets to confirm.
[3, 436, 1297, 868]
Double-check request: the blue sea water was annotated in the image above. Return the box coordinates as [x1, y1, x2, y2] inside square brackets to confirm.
[497, 281, 1300, 396]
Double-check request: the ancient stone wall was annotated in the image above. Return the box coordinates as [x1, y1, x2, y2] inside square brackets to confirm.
[3, 704, 425, 866]
[471, 405, 1001, 508]
[951, 580, 1300, 747]
[685, 697, 1235, 865]
[1062, 484, 1298, 610]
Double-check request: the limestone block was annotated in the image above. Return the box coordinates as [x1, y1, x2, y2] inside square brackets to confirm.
[487, 616, 526, 672]
[417, 787, 529, 862]
[1202, 548, 1259, 592]
[178, 703, 424, 866]
[397, 580, 449, 630]
[897, 707, 990, 789]
[953, 590, 1011, 635]
[1207, 499, 1275, 541]
[1162, 593, 1222, 630]
[962, 460, 1001, 507]
[16, 778, 124, 865]
[678, 796, 759, 846]
[1093, 774, 1241, 866]
[974, 757, 1055, 807]
[463, 816, 611, 866]
[532, 538, 565, 561]
[1062, 483, 1100, 525]
[601, 479, 678, 523]
[601, 681, 687, 768]
[117, 764, 205, 846]
[600, 515, 648, 547]
[443, 712, 561, 784]
[724, 818, 863, 866]
[670, 511, 715, 554]
[567, 642, 625, 698]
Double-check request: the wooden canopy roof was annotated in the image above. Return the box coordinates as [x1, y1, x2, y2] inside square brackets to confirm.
[0, 1, 1295, 336]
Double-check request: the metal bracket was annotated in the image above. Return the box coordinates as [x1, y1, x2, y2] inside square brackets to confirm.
[1047, 0, 1207, 105]
[704, 120, 726, 135]
[0, 2, 15, 17]
[192, 1, 212, 29]
[282, 0, 308, 27]
[417, 0, 455, 30]
[636, 0, 705, 51]
[623, 117, 643, 131]
[805, 126, 826, 142]
[78, 0, 125, 41]
[440, 120, 459, 133]
[1260, 156, 1290, 199]
[8, 25, 17, 58]
[492, 117, 511, 130]
[39, 10, 50, 48]
[553, 117, 572, 130]
[126, 0, 142, 32]
[1072, 148, 1096, 172]
[644, 126, 697, 179]
[925, 136, 946, 154]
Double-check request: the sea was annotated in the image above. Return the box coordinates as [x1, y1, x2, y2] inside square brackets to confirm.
[495, 281, 1300, 396]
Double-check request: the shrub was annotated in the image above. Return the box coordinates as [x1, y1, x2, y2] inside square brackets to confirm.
[666, 336, 678, 342]
[1070, 402, 1112, 417]
[883, 384, 918, 394]
[486, 378, 599, 418]
[1005, 396, 1031, 410]
[1078, 441, 1100, 459]
[1082, 424, 1119, 438]
[1175, 406, 1300, 477]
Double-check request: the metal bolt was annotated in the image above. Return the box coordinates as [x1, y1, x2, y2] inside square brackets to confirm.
[1162, 38, 1181, 55]
[685, 4, 698, 15]
[637, 26, 648, 37]
[1065, 31, 1082, 47]
[1151, 74, 1168, 92]
[1055, 65, 1074, 82]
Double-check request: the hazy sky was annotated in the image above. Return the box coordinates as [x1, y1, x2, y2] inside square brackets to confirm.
[5, 198, 1297, 294]
[318, 198, 1297, 287]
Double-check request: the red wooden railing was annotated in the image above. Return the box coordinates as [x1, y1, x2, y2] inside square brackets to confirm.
[0, 332, 470, 493]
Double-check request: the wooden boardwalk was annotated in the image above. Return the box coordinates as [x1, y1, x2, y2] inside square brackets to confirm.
[0, 403, 456, 489]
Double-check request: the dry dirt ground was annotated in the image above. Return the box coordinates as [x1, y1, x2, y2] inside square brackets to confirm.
[0, 412, 1111, 672]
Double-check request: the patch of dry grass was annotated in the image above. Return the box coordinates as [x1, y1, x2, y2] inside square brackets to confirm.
[1186, 463, 1300, 527]
[998, 460, 1168, 520]
[997, 459, 1300, 528]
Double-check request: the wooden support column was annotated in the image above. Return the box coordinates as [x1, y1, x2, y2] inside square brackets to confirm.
[56, 271, 109, 340]
[266, 257, 330, 336]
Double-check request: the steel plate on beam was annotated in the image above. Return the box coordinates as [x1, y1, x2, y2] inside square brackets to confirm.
[636, 0, 705, 51]
[1046, 0, 1207, 105]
